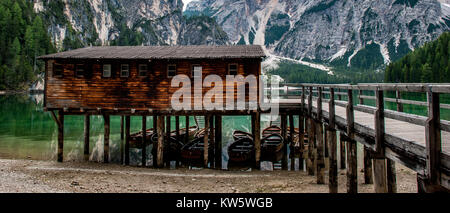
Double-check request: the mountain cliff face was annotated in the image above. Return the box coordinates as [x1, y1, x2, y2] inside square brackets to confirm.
[186, 0, 450, 68]
[33, 0, 228, 50]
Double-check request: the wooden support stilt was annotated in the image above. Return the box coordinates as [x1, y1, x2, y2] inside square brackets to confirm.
[215, 115, 222, 169]
[125, 116, 130, 165]
[373, 159, 388, 193]
[289, 114, 295, 171]
[185, 116, 190, 144]
[387, 159, 397, 193]
[328, 88, 338, 193]
[298, 114, 304, 171]
[307, 118, 315, 175]
[57, 110, 64, 163]
[209, 115, 215, 167]
[346, 139, 357, 193]
[142, 116, 147, 167]
[103, 114, 110, 163]
[175, 116, 180, 140]
[157, 115, 165, 168]
[364, 148, 373, 184]
[204, 115, 210, 168]
[281, 114, 288, 170]
[254, 112, 261, 169]
[327, 128, 337, 193]
[84, 115, 90, 161]
[120, 116, 124, 164]
[166, 116, 171, 168]
[153, 115, 157, 167]
[316, 121, 325, 184]
[340, 134, 346, 169]
[120, 116, 124, 140]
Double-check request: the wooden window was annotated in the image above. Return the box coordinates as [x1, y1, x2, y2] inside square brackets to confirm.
[53, 64, 63, 77]
[139, 64, 148, 77]
[75, 64, 84, 77]
[228, 64, 238, 75]
[167, 64, 176, 78]
[103, 64, 111, 78]
[120, 64, 129, 77]
[191, 65, 202, 78]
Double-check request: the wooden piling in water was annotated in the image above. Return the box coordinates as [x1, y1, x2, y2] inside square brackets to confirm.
[153, 115, 157, 167]
[307, 118, 315, 175]
[103, 114, 110, 163]
[204, 115, 210, 168]
[328, 88, 338, 193]
[289, 114, 295, 171]
[175, 116, 180, 140]
[215, 115, 222, 169]
[373, 159, 388, 193]
[142, 116, 147, 167]
[340, 134, 346, 169]
[364, 148, 373, 184]
[254, 112, 261, 169]
[120, 116, 124, 140]
[209, 115, 215, 167]
[125, 116, 130, 165]
[387, 159, 397, 193]
[157, 115, 165, 168]
[298, 114, 305, 171]
[316, 121, 325, 184]
[316, 87, 325, 184]
[57, 111, 64, 163]
[84, 115, 90, 161]
[346, 138, 357, 193]
[281, 114, 288, 170]
[166, 116, 171, 168]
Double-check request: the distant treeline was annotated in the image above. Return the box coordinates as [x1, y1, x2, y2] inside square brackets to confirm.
[267, 60, 384, 84]
[385, 32, 450, 83]
[0, 0, 55, 90]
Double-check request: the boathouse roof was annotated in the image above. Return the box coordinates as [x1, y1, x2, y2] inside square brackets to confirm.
[38, 45, 266, 60]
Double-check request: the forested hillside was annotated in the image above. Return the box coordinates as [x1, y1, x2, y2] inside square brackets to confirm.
[0, 0, 54, 90]
[385, 32, 450, 83]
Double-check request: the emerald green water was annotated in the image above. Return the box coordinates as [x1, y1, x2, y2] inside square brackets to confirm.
[0, 94, 275, 168]
[1, 92, 445, 168]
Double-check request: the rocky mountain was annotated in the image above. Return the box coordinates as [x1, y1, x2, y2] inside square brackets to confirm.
[186, 0, 450, 69]
[33, 0, 228, 50]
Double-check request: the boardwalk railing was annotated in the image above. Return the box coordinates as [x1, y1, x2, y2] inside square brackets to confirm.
[274, 83, 450, 192]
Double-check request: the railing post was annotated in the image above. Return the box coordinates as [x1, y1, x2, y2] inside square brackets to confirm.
[281, 114, 288, 170]
[425, 88, 441, 186]
[346, 88, 357, 193]
[361, 89, 373, 184]
[373, 87, 388, 193]
[316, 87, 325, 184]
[396, 90, 403, 112]
[328, 88, 338, 193]
[142, 116, 147, 167]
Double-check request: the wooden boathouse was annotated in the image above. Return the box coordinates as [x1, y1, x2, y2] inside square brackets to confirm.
[38, 45, 450, 193]
[38, 45, 266, 168]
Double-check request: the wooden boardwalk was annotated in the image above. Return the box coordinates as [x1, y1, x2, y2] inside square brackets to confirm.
[274, 83, 450, 192]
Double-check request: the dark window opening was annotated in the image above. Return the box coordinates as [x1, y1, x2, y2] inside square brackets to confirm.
[228, 64, 238, 75]
[139, 64, 148, 77]
[53, 64, 63, 77]
[75, 64, 84, 77]
[103, 64, 111, 78]
[168, 64, 176, 77]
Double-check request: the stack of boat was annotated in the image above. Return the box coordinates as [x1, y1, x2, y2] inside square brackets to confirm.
[130, 124, 302, 166]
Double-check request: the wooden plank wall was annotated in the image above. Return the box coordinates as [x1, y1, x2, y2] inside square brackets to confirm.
[45, 59, 261, 110]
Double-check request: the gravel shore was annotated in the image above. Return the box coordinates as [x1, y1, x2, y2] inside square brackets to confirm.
[0, 158, 417, 193]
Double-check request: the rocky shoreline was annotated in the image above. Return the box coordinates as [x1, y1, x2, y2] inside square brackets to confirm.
[0, 158, 418, 193]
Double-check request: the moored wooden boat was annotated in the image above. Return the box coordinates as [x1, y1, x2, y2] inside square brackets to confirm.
[262, 125, 282, 137]
[228, 137, 255, 163]
[232, 130, 253, 141]
[261, 133, 284, 162]
[130, 126, 198, 149]
[180, 135, 213, 165]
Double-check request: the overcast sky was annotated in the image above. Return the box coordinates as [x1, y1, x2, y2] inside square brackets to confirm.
[182, 0, 195, 11]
